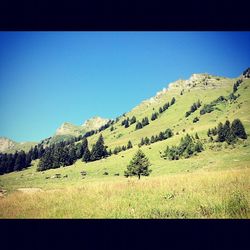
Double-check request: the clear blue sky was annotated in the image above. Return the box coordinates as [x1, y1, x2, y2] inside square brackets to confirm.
[0, 32, 250, 142]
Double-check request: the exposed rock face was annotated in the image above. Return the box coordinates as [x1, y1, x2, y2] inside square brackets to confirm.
[0, 137, 16, 152]
[55, 117, 109, 137]
[55, 122, 84, 136]
[81, 116, 110, 131]
[167, 73, 225, 90]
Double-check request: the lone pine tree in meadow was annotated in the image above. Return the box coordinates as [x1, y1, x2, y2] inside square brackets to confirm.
[124, 149, 152, 180]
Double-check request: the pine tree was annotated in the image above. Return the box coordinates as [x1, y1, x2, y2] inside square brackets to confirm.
[127, 140, 133, 149]
[170, 97, 176, 105]
[82, 147, 91, 162]
[140, 137, 145, 146]
[14, 151, 26, 171]
[37, 145, 45, 158]
[163, 102, 169, 111]
[32, 146, 38, 160]
[233, 83, 238, 93]
[165, 128, 173, 138]
[144, 137, 150, 145]
[76, 142, 84, 159]
[223, 120, 232, 143]
[231, 119, 247, 139]
[68, 145, 77, 164]
[195, 132, 199, 140]
[135, 122, 143, 130]
[37, 147, 53, 171]
[142, 117, 149, 126]
[150, 135, 155, 143]
[159, 132, 165, 141]
[194, 141, 204, 152]
[130, 116, 137, 125]
[124, 149, 152, 179]
[217, 122, 225, 142]
[90, 134, 108, 161]
[207, 128, 211, 137]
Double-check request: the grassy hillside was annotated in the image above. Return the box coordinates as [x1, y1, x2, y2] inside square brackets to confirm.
[0, 72, 250, 218]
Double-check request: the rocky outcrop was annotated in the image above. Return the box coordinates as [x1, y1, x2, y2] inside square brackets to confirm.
[0, 137, 16, 152]
[81, 116, 109, 131]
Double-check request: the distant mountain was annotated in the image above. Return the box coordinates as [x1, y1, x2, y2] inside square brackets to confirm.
[0, 137, 37, 153]
[55, 116, 109, 137]
[0, 137, 16, 152]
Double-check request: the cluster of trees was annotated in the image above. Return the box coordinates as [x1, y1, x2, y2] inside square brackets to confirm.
[207, 119, 247, 144]
[112, 140, 133, 155]
[199, 95, 226, 115]
[185, 100, 201, 117]
[162, 134, 204, 160]
[233, 79, 243, 93]
[83, 120, 114, 138]
[158, 97, 176, 114]
[124, 149, 152, 179]
[0, 143, 48, 175]
[37, 134, 109, 171]
[98, 120, 114, 132]
[135, 117, 149, 130]
[243, 68, 250, 78]
[200, 78, 243, 117]
[139, 128, 173, 147]
[121, 116, 137, 129]
[0, 150, 32, 175]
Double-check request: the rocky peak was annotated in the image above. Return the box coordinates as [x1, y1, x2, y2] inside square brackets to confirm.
[0, 137, 16, 152]
[81, 116, 109, 131]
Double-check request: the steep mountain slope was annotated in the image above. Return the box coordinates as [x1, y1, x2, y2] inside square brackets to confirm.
[86, 72, 246, 150]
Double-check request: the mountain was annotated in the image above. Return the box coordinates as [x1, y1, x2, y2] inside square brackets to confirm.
[0, 137, 16, 152]
[0, 116, 109, 153]
[55, 116, 109, 137]
[0, 137, 37, 153]
[1, 68, 250, 218]
[85, 70, 249, 151]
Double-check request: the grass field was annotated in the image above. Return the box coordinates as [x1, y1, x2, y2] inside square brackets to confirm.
[0, 168, 249, 218]
[0, 74, 249, 218]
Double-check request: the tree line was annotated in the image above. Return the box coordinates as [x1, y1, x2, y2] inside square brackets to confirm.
[112, 140, 133, 155]
[139, 128, 173, 146]
[37, 134, 109, 171]
[0, 143, 46, 175]
[185, 100, 201, 117]
[162, 133, 204, 160]
[207, 119, 247, 144]
[0, 150, 31, 175]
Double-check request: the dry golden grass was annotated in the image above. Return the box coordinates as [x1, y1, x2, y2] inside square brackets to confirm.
[0, 168, 249, 218]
